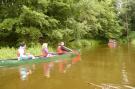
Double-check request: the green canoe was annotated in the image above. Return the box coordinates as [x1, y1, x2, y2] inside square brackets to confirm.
[0, 53, 77, 67]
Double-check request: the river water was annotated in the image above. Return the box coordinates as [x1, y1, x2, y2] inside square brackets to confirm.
[0, 45, 135, 89]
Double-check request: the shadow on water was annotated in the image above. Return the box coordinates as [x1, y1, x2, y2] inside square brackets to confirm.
[0, 45, 135, 89]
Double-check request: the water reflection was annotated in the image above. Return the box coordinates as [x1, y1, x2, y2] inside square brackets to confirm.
[19, 67, 32, 80]
[82, 45, 135, 89]
[121, 62, 129, 84]
[18, 54, 81, 80]
[43, 54, 81, 78]
[1, 45, 135, 89]
[43, 62, 54, 78]
[19, 64, 35, 81]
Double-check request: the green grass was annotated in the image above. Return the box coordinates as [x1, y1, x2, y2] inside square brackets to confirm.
[0, 45, 55, 60]
[0, 40, 101, 60]
[69, 39, 101, 49]
[28, 45, 55, 56]
[131, 39, 135, 45]
[0, 47, 16, 60]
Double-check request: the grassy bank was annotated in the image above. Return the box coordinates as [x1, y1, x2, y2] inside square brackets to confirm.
[0, 40, 100, 59]
[69, 39, 102, 49]
[0, 47, 17, 60]
[0, 45, 55, 60]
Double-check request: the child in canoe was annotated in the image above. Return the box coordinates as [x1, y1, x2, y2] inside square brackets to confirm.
[57, 42, 72, 55]
[41, 43, 54, 57]
[17, 43, 35, 60]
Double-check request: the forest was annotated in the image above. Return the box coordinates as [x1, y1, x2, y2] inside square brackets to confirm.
[0, 0, 135, 47]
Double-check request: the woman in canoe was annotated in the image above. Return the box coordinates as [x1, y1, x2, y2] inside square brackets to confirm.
[41, 43, 53, 57]
[17, 43, 35, 60]
[57, 42, 72, 55]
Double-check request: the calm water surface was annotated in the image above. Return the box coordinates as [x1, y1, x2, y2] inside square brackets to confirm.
[0, 45, 135, 89]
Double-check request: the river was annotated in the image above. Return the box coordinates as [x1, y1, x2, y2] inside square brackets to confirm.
[0, 45, 135, 89]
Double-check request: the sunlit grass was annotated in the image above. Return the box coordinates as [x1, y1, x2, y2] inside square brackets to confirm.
[0, 47, 16, 60]
[70, 39, 100, 48]
[28, 44, 55, 56]
[0, 45, 55, 60]
[0, 40, 100, 60]
[131, 39, 135, 45]
[28, 45, 42, 56]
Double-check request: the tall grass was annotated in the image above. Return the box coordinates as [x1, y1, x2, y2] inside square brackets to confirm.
[69, 39, 101, 49]
[0, 40, 100, 60]
[0, 47, 17, 60]
[28, 45, 55, 56]
[0, 45, 55, 60]
[28, 45, 42, 56]
[131, 39, 135, 45]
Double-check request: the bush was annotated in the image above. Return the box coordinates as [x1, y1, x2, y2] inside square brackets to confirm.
[69, 39, 100, 49]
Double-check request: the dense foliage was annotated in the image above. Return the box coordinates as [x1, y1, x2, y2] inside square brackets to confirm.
[0, 0, 134, 47]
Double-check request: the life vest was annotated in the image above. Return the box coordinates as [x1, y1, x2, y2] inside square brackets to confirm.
[57, 46, 66, 55]
[108, 42, 116, 48]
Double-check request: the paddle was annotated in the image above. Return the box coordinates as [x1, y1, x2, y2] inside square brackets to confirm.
[62, 46, 73, 52]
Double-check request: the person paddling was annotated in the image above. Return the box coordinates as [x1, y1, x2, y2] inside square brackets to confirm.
[57, 42, 72, 55]
[108, 39, 117, 48]
[17, 43, 35, 60]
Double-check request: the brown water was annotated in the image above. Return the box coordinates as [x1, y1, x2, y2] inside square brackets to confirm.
[0, 45, 135, 89]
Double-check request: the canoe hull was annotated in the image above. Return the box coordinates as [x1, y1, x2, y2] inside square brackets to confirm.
[0, 53, 76, 67]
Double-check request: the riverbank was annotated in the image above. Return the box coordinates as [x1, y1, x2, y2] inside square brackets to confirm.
[0, 39, 100, 59]
[0, 45, 54, 60]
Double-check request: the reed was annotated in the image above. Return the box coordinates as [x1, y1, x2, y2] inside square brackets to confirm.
[0, 45, 55, 60]
[0, 47, 16, 59]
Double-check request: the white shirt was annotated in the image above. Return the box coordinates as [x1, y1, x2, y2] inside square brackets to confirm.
[18, 47, 25, 57]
